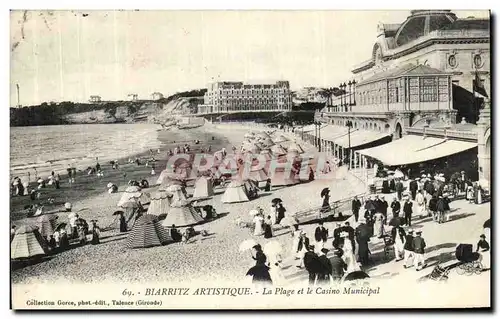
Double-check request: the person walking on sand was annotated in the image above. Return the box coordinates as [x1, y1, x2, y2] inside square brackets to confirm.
[391, 224, 406, 262]
[351, 196, 361, 223]
[403, 229, 415, 269]
[395, 179, 404, 201]
[320, 188, 331, 213]
[90, 220, 101, 245]
[403, 197, 413, 227]
[296, 231, 310, 268]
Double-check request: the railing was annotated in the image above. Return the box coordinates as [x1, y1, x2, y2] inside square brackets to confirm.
[405, 127, 478, 141]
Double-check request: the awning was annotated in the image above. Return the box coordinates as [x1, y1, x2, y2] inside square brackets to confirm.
[319, 125, 348, 142]
[334, 129, 392, 148]
[358, 135, 477, 166]
[301, 123, 328, 133]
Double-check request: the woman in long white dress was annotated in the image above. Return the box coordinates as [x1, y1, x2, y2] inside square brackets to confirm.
[341, 233, 360, 273]
[269, 205, 277, 225]
[415, 190, 426, 218]
[290, 225, 300, 257]
[373, 212, 385, 238]
[253, 214, 265, 236]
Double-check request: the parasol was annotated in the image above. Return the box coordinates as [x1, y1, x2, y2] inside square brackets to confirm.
[387, 170, 395, 175]
[64, 202, 72, 210]
[107, 182, 114, 188]
[249, 209, 260, 217]
[239, 239, 258, 252]
[113, 210, 125, 216]
[321, 188, 330, 197]
[483, 219, 491, 229]
[263, 241, 282, 256]
[344, 271, 370, 281]
[394, 170, 404, 179]
[271, 198, 283, 205]
[280, 216, 299, 227]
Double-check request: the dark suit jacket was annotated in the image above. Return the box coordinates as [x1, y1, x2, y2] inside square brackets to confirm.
[318, 255, 332, 277]
[304, 251, 320, 274]
[395, 182, 404, 192]
[315, 227, 328, 242]
[403, 235, 414, 251]
[297, 236, 310, 252]
[333, 228, 342, 240]
[380, 200, 388, 215]
[391, 201, 401, 213]
[409, 181, 418, 191]
[391, 226, 406, 242]
[403, 202, 413, 214]
[413, 237, 426, 254]
[352, 199, 361, 212]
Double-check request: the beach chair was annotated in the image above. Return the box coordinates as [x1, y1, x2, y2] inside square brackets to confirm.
[429, 264, 450, 281]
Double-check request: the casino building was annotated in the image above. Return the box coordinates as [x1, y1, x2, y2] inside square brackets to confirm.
[301, 10, 490, 184]
[197, 81, 293, 114]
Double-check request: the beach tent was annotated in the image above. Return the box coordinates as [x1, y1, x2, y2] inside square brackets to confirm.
[270, 167, 300, 186]
[221, 180, 250, 203]
[192, 176, 214, 199]
[272, 134, 288, 144]
[165, 184, 188, 201]
[256, 132, 270, 139]
[117, 186, 151, 207]
[259, 150, 273, 161]
[261, 138, 275, 147]
[125, 215, 173, 249]
[146, 190, 173, 216]
[159, 178, 186, 191]
[35, 215, 58, 238]
[270, 145, 287, 156]
[11, 225, 47, 259]
[161, 200, 204, 227]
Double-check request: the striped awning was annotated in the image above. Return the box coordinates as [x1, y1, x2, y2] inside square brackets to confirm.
[358, 135, 478, 166]
[333, 130, 392, 148]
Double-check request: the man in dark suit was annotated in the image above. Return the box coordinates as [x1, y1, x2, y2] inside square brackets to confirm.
[395, 179, 404, 200]
[355, 219, 372, 266]
[391, 225, 406, 261]
[314, 221, 329, 251]
[303, 245, 320, 285]
[390, 196, 401, 216]
[389, 212, 404, 228]
[342, 221, 356, 253]
[380, 196, 389, 222]
[351, 196, 362, 222]
[403, 229, 415, 268]
[409, 179, 418, 200]
[316, 248, 332, 285]
[333, 223, 342, 243]
[403, 198, 413, 227]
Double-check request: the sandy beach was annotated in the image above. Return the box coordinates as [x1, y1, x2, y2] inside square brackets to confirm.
[11, 122, 367, 285]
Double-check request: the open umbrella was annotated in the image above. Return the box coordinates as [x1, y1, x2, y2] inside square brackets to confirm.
[239, 239, 258, 252]
[249, 209, 260, 217]
[271, 198, 282, 205]
[321, 188, 330, 197]
[483, 219, 491, 229]
[394, 170, 404, 179]
[344, 271, 370, 281]
[263, 241, 282, 256]
[112, 210, 125, 216]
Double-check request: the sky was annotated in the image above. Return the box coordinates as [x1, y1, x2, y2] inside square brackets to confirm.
[10, 10, 490, 106]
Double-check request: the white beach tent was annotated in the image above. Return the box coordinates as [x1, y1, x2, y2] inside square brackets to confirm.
[11, 225, 47, 259]
[192, 176, 214, 199]
[146, 190, 173, 216]
[117, 186, 151, 207]
[221, 180, 250, 203]
[161, 200, 204, 227]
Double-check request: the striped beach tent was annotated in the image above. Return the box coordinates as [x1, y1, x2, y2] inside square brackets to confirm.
[35, 214, 58, 238]
[11, 225, 47, 259]
[161, 200, 204, 227]
[270, 167, 300, 186]
[146, 190, 173, 216]
[125, 215, 173, 249]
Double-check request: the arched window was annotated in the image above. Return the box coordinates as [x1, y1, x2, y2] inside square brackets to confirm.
[395, 16, 426, 46]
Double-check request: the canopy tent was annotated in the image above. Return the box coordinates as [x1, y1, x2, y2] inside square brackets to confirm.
[155, 169, 171, 185]
[221, 180, 250, 203]
[125, 215, 173, 249]
[11, 225, 47, 259]
[161, 200, 204, 227]
[248, 167, 269, 182]
[271, 135, 288, 144]
[259, 150, 273, 161]
[270, 144, 287, 156]
[270, 167, 300, 186]
[192, 176, 214, 199]
[333, 129, 391, 149]
[146, 190, 173, 216]
[358, 135, 478, 166]
[286, 143, 305, 154]
[260, 138, 275, 147]
[158, 178, 186, 191]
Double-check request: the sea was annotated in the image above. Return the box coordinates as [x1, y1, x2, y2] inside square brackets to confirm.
[10, 123, 162, 182]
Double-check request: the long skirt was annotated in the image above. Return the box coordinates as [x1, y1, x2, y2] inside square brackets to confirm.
[373, 220, 384, 238]
[264, 224, 273, 238]
[357, 240, 369, 265]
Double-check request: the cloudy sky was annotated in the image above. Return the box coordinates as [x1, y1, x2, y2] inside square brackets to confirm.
[10, 10, 489, 106]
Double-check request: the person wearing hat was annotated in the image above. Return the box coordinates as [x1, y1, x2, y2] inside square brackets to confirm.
[320, 188, 331, 213]
[409, 178, 418, 201]
[403, 197, 413, 227]
[332, 223, 343, 248]
[246, 255, 273, 285]
[317, 248, 332, 285]
[90, 220, 101, 245]
[391, 196, 401, 216]
[296, 231, 310, 268]
[391, 223, 406, 262]
[303, 245, 320, 285]
[382, 177, 390, 194]
[329, 248, 347, 282]
[355, 219, 371, 266]
[395, 178, 404, 201]
[341, 231, 359, 273]
[351, 196, 362, 223]
[436, 195, 446, 224]
[477, 234, 490, 270]
[412, 230, 427, 271]
[341, 221, 356, 253]
[428, 195, 438, 222]
[380, 196, 388, 222]
[415, 190, 426, 218]
[314, 221, 329, 252]
[403, 229, 415, 269]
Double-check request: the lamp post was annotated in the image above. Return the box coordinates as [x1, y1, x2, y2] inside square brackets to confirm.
[346, 120, 353, 169]
[339, 83, 344, 110]
[352, 80, 357, 106]
[342, 82, 347, 112]
[348, 80, 352, 106]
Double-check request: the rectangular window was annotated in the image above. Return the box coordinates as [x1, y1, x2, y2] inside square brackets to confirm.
[420, 77, 438, 102]
[409, 78, 419, 102]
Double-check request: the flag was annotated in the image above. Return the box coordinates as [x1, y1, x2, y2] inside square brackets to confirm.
[473, 71, 488, 98]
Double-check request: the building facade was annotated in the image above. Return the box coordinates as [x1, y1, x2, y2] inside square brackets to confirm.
[198, 81, 292, 114]
[89, 95, 102, 103]
[128, 94, 138, 101]
[310, 10, 490, 183]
